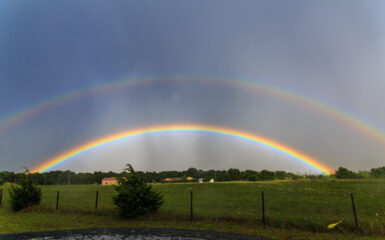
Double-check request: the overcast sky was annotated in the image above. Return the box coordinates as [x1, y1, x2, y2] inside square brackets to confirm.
[1, 0, 385, 173]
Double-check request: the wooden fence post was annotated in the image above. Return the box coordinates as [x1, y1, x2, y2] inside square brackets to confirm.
[190, 190, 193, 221]
[56, 191, 60, 210]
[262, 191, 265, 227]
[351, 193, 358, 228]
[95, 191, 99, 210]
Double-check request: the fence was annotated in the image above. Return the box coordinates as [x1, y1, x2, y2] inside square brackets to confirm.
[0, 181, 384, 235]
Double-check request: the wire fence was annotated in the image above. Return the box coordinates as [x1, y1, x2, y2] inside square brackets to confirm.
[0, 182, 384, 235]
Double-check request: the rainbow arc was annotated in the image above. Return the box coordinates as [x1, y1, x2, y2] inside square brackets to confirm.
[31, 124, 333, 174]
[1, 76, 384, 148]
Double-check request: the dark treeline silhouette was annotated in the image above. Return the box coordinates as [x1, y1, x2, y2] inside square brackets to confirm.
[1, 166, 384, 185]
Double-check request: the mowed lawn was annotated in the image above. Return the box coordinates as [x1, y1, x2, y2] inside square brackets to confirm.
[0, 179, 384, 240]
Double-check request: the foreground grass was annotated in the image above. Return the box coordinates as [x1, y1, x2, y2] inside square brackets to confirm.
[1, 179, 384, 240]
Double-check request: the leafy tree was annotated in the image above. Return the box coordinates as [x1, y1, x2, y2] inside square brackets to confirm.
[274, 171, 287, 180]
[227, 168, 241, 181]
[259, 170, 275, 180]
[185, 167, 199, 178]
[215, 170, 228, 181]
[242, 170, 259, 181]
[8, 169, 41, 212]
[6, 165, 385, 185]
[113, 164, 163, 219]
[370, 166, 385, 178]
[358, 171, 371, 179]
[247, 174, 260, 181]
[0, 171, 14, 185]
[335, 167, 360, 179]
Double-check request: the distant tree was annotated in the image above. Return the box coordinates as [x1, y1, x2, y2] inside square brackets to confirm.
[335, 167, 360, 179]
[186, 168, 199, 178]
[227, 168, 242, 181]
[370, 166, 385, 178]
[274, 171, 287, 180]
[358, 171, 371, 179]
[305, 174, 318, 179]
[113, 164, 163, 219]
[0, 171, 15, 185]
[8, 168, 41, 212]
[29, 172, 44, 185]
[200, 169, 215, 182]
[286, 172, 302, 180]
[212, 170, 226, 181]
[242, 170, 259, 181]
[12, 165, 385, 185]
[259, 170, 275, 180]
[247, 174, 260, 181]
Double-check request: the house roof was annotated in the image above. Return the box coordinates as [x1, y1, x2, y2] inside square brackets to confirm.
[102, 177, 117, 181]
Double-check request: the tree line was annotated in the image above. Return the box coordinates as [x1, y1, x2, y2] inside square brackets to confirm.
[1, 166, 384, 185]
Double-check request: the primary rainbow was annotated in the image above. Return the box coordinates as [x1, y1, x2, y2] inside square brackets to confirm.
[31, 124, 333, 174]
[1, 76, 385, 147]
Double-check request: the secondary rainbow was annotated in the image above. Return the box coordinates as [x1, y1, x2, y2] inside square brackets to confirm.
[31, 124, 333, 174]
[1, 76, 385, 146]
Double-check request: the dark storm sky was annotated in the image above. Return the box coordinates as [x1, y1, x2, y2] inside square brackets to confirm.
[1, 0, 385, 173]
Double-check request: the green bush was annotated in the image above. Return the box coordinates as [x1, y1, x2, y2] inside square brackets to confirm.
[8, 171, 41, 212]
[113, 164, 163, 219]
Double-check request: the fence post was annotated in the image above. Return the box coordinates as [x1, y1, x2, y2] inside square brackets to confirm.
[95, 191, 99, 210]
[0, 189, 2, 207]
[350, 193, 358, 228]
[190, 190, 193, 221]
[56, 191, 60, 210]
[261, 191, 265, 227]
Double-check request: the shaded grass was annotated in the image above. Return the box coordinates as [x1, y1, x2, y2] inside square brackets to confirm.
[1, 179, 384, 239]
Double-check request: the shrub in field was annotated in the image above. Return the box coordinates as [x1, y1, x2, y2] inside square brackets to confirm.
[8, 170, 41, 212]
[113, 164, 163, 219]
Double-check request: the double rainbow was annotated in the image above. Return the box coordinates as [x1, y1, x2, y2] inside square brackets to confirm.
[31, 124, 333, 174]
[1, 76, 384, 147]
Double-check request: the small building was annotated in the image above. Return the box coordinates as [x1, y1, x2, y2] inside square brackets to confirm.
[102, 177, 118, 185]
[186, 177, 195, 181]
[198, 178, 203, 183]
[163, 176, 195, 182]
[163, 177, 182, 182]
[209, 179, 215, 183]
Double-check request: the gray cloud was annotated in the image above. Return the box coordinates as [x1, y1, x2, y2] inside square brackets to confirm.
[1, 0, 385, 173]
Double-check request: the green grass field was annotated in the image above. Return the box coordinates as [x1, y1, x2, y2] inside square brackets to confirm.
[1, 179, 384, 240]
